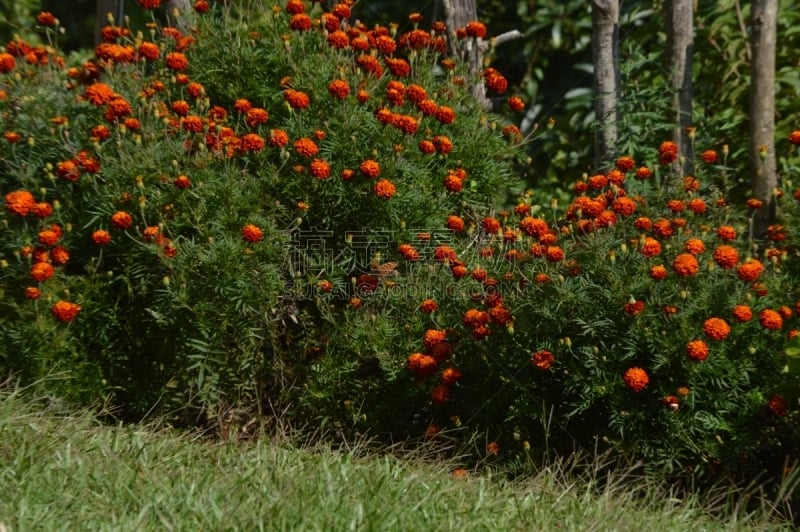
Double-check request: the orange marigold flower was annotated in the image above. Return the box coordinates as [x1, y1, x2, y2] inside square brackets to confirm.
[736, 259, 764, 283]
[284, 89, 310, 109]
[673, 253, 699, 277]
[36, 11, 58, 26]
[623, 367, 649, 392]
[446, 215, 465, 232]
[667, 199, 684, 213]
[486, 441, 500, 455]
[38, 229, 59, 247]
[701, 149, 718, 163]
[441, 367, 462, 386]
[289, 13, 313, 31]
[650, 264, 668, 280]
[712, 245, 739, 269]
[652, 218, 673, 239]
[635, 166, 652, 180]
[165, 52, 188, 71]
[241, 223, 263, 243]
[193, 0, 210, 13]
[686, 339, 709, 361]
[0, 52, 15, 73]
[240, 133, 265, 152]
[507, 96, 525, 112]
[51, 300, 81, 322]
[435, 105, 456, 124]
[269, 129, 289, 148]
[424, 329, 447, 347]
[684, 238, 705, 255]
[615, 156, 635, 172]
[779, 305, 793, 319]
[716, 225, 737, 241]
[293, 137, 318, 158]
[137, 42, 160, 61]
[443, 173, 463, 192]
[431, 384, 451, 404]
[419, 299, 438, 313]
[658, 140, 678, 164]
[732, 304, 753, 322]
[398, 243, 420, 261]
[5, 190, 36, 216]
[32, 202, 53, 218]
[92, 229, 111, 245]
[30, 262, 55, 282]
[111, 211, 133, 230]
[285, 0, 305, 14]
[374, 179, 396, 199]
[746, 198, 763, 209]
[759, 309, 783, 330]
[687, 198, 707, 214]
[245, 107, 269, 128]
[612, 197, 637, 217]
[531, 349, 554, 371]
[789, 131, 800, 146]
[50, 246, 69, 265]
[360, 159, 380, 178]
[633, 217, 652, 231]
[310, 159, 331, 179]
[641, 237, 662, 258]
[704, 317, 731, 341]
[545, 246, 564, 262]
[181, 115, 204, 133]
[465, 20, 487, 38]
[317, 279, 333, 293]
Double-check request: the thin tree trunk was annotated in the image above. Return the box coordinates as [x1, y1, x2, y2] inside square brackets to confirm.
[665, 0, 695, 176]
[95, 0, 123, 46]
[591, 0, 620, 171]
[750, 0, 778, 241]
[166, 0, 195, 32]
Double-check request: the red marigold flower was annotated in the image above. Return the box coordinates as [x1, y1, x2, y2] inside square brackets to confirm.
[789, 131, 800, 146]
[531, 349, 554, 371]
[435, 106, 456, 124]
[684, 238, 706, 255]
[419, 299, 438, 313]
[737, 259, 764, 283]
[662, 395, 680, 411]
[38, 229, 59, 247]
[759, 309, 783, 330]
[385, 57, 411, 77]
[241, 223, 263, 243]
[285, 0, 305, 14]
[624, 300, 645, 316]
[5, 190, 36, 216]
[30, 262, 55, 282]
[0, 52, 16, 73]
[652, 219, 673, 239]
[3, 131, 21, 143]
[327, 30, 349, 49]
[433, 135, 453, 154]
[92, 229, 111, 245]
[293, 137, 319, 158]
[779, 305, 793, 319]
[165, 52, 188, 71]
[173, 175, 191, 189]
[310, 159, 331, 179]
[768, 395, 788, 416]
[181, 115, 204, 133]
[673, 253, 699, 277]
[441, 367, 462, 386]
[360, 159, 380, 178]
[111, 211, 133, 230]
[446, 215, 465, 232]
[138, 0, 161, 8]
[545, 246, 564, 262]
[463, 309, 490, 328]
[623, 367, 649, 392]
[650, 264, 668, 280]
[635, 166, 652, 180]
[56, 160, 81, 182]
[31, 202, 52, 218]
[484, 71, 508, 94]
[716, 225, 737, 241]
[137, 42, 160, 61]
[686, 339, 709, 361]
[433, 245, 457, 264]
[332, 2, 351, 18]
[51, 300, 81, 322]
[289, 13, 312, 31]
[25, 287, 42, 300]
[374, 179, 396, 199]
[704, 317, 731, 341]
[729, 304, 752, 323]
[701, 149, 718, 163]
[36, 11, 58, 26]
[418, 139, 436, 154]
[641, 237, 662, 258]
[375, 35, 397, 55]
[615, 156, 635, 172]
[284, 89, 310, 109]
[430, 384, 451, 404]
[424, 329, 447, 347]
[327, 79, 350, 99]
[317, 279, 333, 293]
[193, 0, 210, 13]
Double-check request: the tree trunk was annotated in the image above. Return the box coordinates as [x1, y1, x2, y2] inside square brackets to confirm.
[442, 0, 478, 40]
[95, 0, 123, 46]
[166, 0, 195, 32]
[591, 0, 620, 171]
[665, 0, 695, 176]
[750, 0, 778, 241]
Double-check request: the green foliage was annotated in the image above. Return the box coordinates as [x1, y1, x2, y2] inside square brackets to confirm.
[2, 0, 800, 499]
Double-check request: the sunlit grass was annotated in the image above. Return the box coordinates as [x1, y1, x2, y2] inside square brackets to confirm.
[0, 386, 793, 531]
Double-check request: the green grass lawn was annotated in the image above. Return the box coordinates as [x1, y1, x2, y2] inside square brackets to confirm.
[0, 387, 793, 531]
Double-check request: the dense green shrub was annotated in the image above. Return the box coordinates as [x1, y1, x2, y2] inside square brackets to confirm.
[1, 0, 799, 493]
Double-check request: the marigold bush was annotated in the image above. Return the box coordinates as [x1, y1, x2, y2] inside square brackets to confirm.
[1, 1, 799, 492]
